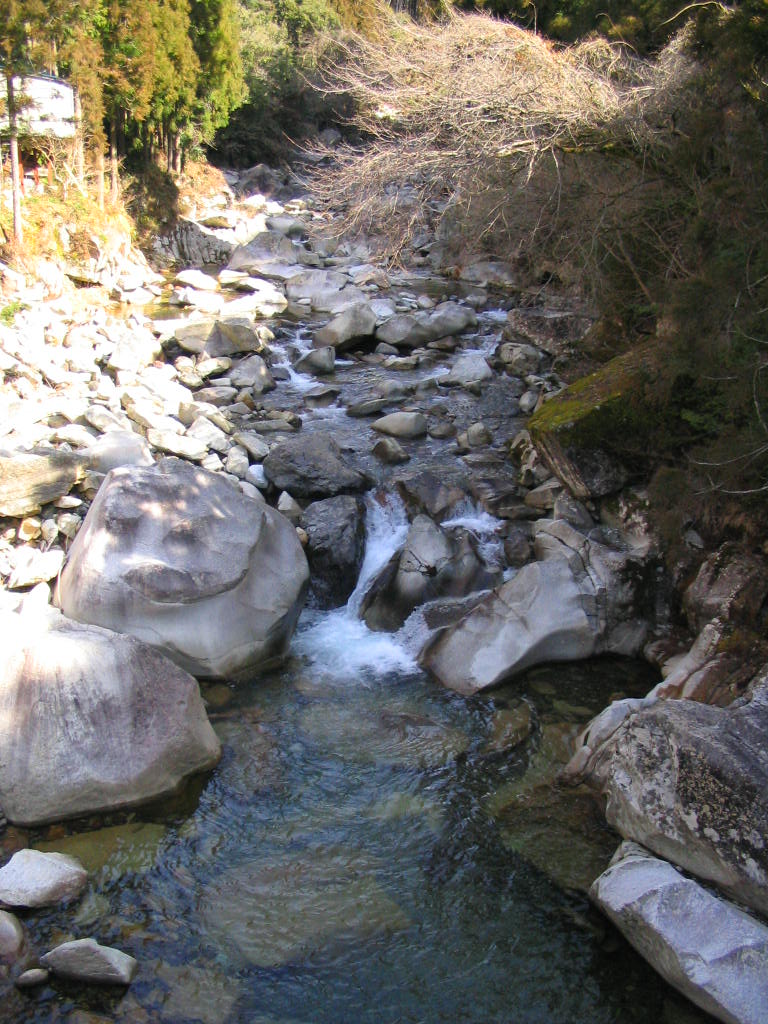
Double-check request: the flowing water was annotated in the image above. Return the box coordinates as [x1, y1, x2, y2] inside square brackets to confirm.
[2, 499, 712, 1024]
[0, 302, 714, 1023]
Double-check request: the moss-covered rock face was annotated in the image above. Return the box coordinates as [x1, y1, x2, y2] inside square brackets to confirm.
[527, 340, 698, 500]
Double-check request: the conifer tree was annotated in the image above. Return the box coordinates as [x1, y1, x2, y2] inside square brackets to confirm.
[1, 0, 47, 243]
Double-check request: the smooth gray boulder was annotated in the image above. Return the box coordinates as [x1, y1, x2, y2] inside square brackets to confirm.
[56, 459, 309, 680]
[263, 435, 370, 499]
[591, 842, 768, 1024]
[0, 850, 87, 907]
[371, 412, 428, 439]
[41, 938, 137, 986]
[583, 672, 768, 918]
[0, 608, 221, 826]
[421, 518, 653, 694]
[440, 353, 493, 389]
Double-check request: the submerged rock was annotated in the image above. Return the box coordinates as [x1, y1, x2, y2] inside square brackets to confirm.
[591, 842, 768, 1024]
[56, 458, 309, 679]
[0, 609, 220, 826]
[200, 849, 410, 968]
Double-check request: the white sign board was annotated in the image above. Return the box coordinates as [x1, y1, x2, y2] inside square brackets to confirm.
[0, 75, 76, 139]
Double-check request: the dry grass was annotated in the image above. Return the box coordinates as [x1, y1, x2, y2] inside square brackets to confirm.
[305, 8, 701, 290]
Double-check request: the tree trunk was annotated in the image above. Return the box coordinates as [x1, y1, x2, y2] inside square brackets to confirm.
[6, 74, 23, 246]
[96, 148, 105, 211]
[172, 131, 182, 175]
[110, 117, 119, 204]
[73, 90, 85, 185]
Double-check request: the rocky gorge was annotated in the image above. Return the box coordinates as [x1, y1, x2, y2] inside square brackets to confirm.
[0, 162, 767, 1024]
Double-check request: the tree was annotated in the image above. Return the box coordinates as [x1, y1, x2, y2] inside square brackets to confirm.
[0, 0, 47, 244]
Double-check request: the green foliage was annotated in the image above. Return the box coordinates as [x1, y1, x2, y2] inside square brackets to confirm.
[0, 299, 25, 325]
[213, 0, 348, 165]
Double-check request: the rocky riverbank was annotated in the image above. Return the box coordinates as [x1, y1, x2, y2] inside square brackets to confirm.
[1, 162, 767, 1022]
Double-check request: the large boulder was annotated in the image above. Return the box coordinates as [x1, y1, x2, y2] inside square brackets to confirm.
[375, 302, 477, 349]
[527, 341, 665, 499]
[313, 302, 377, 352]
[584, 672, 768, 918]
[421, 518, 653, 694]
[0, 608, 220, 826]
[361, 515, 498, 631]
[263, 435, 370, 499]
[56, 459, 309, 680]
[591, 842, 768, 1024]
[301, 495, 366, 608]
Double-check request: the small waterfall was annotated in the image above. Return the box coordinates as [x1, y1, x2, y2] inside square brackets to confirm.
[293, 492, 417, 682]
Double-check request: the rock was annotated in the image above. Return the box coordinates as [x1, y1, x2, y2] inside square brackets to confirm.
[227, 230, 308, 275]
[224, 445, 250, 478]
[683, 546, 768, 635]
[173, 318, 268, 358]
[55, 459, 309, 680]
[394, 470, 468, 521]
[583, 673, 768, 918]
[155, 218, 236, 266]
[0, 849, 87, 907]
[302, 495, 366, 608]
[175, 269, 219, 291]
[228, 353, 275, 392]
[194, 385, 237, 407]
[524, 477, 563, 510]
[41, 938, 137, 986]
[591, 842, 768, 1024]
[6, 546, 65, 590]
[0, 450, 87, 517]
[313, 302, 377, 351]
[15, 968, 49, 989]
[362, 515, 497, 631]
[184, 417, 231, 455]
[233, 430, 270, 461]
[146, 428, 208, 461]
[376, 301, 477, 349]
[373, 437, 410, 465]
[263, 435, 370, 499]
[371, 412, 427, 439]
[504, 307, 592, 359]
[199, 849, 409, 968]
[84, 430, 155, 472]
[527, 341, 667, 499]
[0, 910, 25, 962]
[294, 346, 335, 376]
[0, 609, 221, 825]
[495, 341, 544, 376]
[421, 518, 654, 694]
[440, 353, 493, 389]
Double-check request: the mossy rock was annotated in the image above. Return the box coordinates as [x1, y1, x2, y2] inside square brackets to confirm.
[528, 340, 688, 499]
